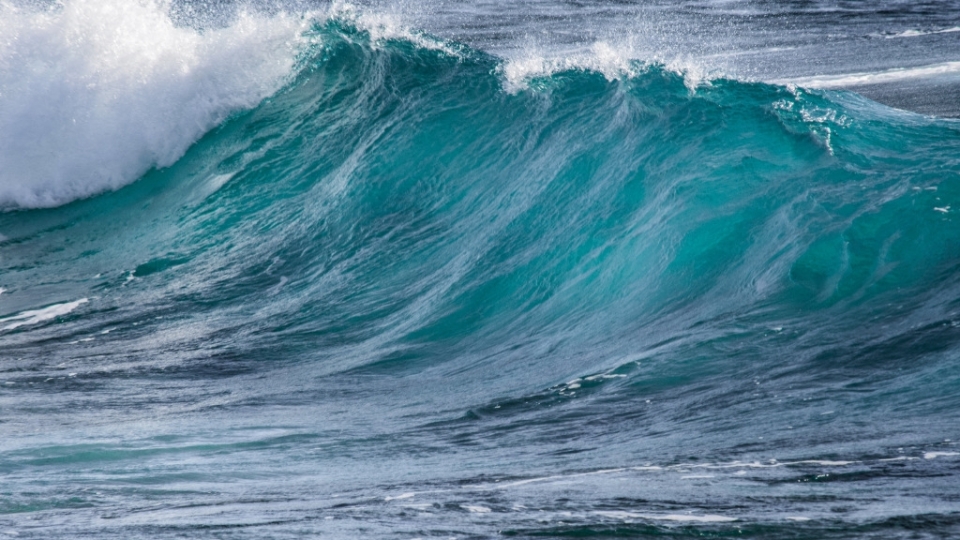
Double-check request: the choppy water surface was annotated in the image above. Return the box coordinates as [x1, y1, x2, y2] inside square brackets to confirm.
[2, 1, 960, 538]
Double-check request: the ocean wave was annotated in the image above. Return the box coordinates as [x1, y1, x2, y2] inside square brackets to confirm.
[3, 8, 960, 536]
[0, 1, 734, 210]
[4, 20, 959, 383]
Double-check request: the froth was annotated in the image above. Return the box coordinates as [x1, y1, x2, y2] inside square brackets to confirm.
[327, 2, 464, 57]
[500, 41, 638, 92]
[0, 0, 308, 208]
[499, 41, 716, 93]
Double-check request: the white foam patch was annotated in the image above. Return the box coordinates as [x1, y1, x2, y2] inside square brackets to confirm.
[384, 492, 416, 501]
[923, 452, 959, 460]
[0, 298, 88, 331]
[584, 373, 626, 381]
[461, 504, 491, 513]
[595, 511, 736, 523]
[777, 61, 960, 89]
[660, 514, 737, 523]
[788, 460, 855, 466]
[399, 503, 433, 510]
[884, 27, 960, 39]
[188, 172, 236, 205]
[0, 0, 310, 208]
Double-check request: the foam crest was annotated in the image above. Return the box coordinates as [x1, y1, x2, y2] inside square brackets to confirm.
[326, 2, 463, 57]
[499, 41, 715, 92]
[0, 0, 309, 208]
[500, 41, 639, 92]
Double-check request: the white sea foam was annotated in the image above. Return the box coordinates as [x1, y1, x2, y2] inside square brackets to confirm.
[923, 452, 959, 460]
[660, 514, 736, 523]
[384, 492, 416, 501]
[788, 460, 855, 466]
[492, 458, 861, 494]
[584, 373, 626, 381]
[0, 298, 88, 331]
[0, 0, 309, 208]
[778, 61, 960, 89]
[883, 27, 960, 39]
[595, 511, 736, 523]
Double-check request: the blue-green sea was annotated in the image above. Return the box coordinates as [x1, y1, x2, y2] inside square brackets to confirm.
[2, 1, 960, 538]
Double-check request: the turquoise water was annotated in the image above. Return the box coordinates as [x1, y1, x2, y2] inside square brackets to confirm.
[3, 15, 960, 539]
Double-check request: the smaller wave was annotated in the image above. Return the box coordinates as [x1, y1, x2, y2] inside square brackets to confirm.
[774, 61, 960, 89]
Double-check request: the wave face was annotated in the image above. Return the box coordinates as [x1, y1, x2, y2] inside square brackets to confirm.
[3, 13, 960, 540]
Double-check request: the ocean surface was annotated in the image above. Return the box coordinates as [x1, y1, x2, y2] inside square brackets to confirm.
[2, 0, 960, 538]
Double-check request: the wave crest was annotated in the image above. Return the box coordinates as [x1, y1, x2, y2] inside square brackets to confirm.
[0, 0, 308, 208]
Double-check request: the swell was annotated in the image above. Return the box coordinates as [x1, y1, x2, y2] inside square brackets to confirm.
[2, 19, 960, 449]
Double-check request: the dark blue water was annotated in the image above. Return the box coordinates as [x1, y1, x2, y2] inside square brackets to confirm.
[2, 1, 960, 538]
